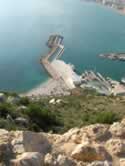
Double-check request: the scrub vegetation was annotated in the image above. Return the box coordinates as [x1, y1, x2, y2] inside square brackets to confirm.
[0, 88, 124, 133]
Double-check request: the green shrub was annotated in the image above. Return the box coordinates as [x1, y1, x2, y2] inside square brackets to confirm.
[94, 111, 119, 124]
[19, 97, 30, 106]
[0, 103, 17, 118]
[0, 119, 16, 130]
[82, 111, 119, 125]
[26, 104, 59, 131]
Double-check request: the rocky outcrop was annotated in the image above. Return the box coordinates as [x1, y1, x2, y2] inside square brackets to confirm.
[10, 131, 51, 155]
[10, 152, 44, 166]
[71, 143, 111, 162]
[0, 119, 125, 165]
[109, 122, 125, 138]
[106, 138, 125, 156]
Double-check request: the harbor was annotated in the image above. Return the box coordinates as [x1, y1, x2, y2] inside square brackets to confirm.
[80, 70, 125, 96]
[25, 34, 125, 97]
[25, 35, 80, 97]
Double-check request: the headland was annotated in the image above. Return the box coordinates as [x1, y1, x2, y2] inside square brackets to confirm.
[99, 53, 125, 61]
[84, 0, 125, 15]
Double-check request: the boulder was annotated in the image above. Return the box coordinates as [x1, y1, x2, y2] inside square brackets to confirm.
[15, 117, 29, 126]
[56, 99, 62, 104]
[11, 131, 51, 155]
[82, 124, 110, 141]
[106, 138, 125, 156]
[44, 153, 55, 166]
[71, 132, 91, 145]
[120, 158, 125, 166]
[10, 152, 44, 166]
[56, 154, 76, 166]
[109, 122, 125, 138]
[59, 142, 77, 156]
[44, 154, 76, 166]
[61, 128, 81, 142]
[71, 144, 111, 162]
[16, 106, 27, 112]
[0, 93, 6, 102]
[11, 131, 25, 155]
[49, 98, 56, 104]
[0, 129, 12, 164]
[121, 118, 125, 125]
[0, 129, 9, 153]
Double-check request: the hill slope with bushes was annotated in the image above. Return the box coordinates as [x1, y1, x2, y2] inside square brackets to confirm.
[0, 89, 124, 133]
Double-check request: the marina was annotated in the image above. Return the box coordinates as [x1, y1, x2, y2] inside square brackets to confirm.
[80, 70, 125, 96]
[25, 34, 125, 97]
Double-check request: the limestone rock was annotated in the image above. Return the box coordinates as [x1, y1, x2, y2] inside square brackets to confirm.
[83, 124, 110, 141]
[44, 154, 76, 166]
[58, 142, 77, 156]
[44, 153, 55, 166]
[56, 154, 76, 166]
[0, 129, 9, 157]
[62, 128, 80, 142]
[121, 118, 125, 125]
[71, 144, 111, 162]
[87, 161, 112, 166]
[120, 158, 125, 166]
[0, 119, 125, 165]
[15, 117, 29, 126]
[10, 152, 44, 166]
[11, 131, 50, 155]
[109, 122, 125, 138]
[106, 138, 125, 156]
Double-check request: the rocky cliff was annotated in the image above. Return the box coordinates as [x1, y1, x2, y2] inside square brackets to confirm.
[0, 118, 125, 166]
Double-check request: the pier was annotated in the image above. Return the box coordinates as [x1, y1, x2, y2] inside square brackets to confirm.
[40, 34, 65, 80]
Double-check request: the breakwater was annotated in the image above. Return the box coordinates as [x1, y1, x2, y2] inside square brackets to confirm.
[40, 34, 64, 80]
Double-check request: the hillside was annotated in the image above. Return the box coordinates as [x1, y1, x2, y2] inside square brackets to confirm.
[0, 88, 124, 134]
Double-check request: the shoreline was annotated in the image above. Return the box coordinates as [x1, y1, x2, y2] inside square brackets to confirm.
[23, 78, 70, 98]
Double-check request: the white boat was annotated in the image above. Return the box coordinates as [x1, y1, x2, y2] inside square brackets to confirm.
[121, 77, 125, 84]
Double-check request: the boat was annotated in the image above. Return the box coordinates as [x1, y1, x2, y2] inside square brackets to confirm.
[121, 77, 125, 84]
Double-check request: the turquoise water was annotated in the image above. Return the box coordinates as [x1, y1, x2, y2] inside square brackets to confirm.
[0, 0, 125, 92]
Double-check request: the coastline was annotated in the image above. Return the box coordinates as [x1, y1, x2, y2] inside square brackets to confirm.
[23, 78, 70, 98]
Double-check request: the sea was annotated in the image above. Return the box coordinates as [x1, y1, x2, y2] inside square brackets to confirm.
[0, 0, 125, 92]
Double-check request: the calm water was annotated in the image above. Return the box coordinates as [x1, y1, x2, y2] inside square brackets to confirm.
[0, 0, 125, 92]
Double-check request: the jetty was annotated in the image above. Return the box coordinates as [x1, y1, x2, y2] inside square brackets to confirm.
[24, 34, 73, 97]
[40, 34, 64, 80]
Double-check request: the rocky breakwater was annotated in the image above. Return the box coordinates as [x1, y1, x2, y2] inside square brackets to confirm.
[0, 119, 125, 165]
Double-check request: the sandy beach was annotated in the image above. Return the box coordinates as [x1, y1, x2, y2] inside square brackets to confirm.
[23, 78, 70, 98]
